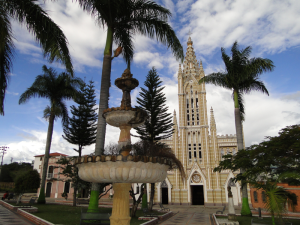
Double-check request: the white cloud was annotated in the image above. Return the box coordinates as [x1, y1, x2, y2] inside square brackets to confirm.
[6, 91, 19, 96]
[182, 0, 300, 55]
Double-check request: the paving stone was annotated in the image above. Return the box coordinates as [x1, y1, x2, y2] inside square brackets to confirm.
[0, 205, 33, 225]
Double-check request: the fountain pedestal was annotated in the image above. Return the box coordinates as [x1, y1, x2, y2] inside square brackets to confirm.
[110, 183, 132, 225]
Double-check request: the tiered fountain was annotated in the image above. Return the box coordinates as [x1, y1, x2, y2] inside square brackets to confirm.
[76, 69, 172, 225]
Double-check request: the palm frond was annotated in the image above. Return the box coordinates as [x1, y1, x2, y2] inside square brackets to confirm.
[248, 57, 275, 76]
[0, 6, 15, 115]
[5, 0, 74, 75]
[199, 72, 232, 90]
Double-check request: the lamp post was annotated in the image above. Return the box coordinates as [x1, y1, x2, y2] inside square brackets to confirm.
[0, 146, 9, 166]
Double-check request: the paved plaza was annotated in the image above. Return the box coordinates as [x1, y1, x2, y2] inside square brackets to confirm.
[157, 205, 228, 225]
[0, 205, 34, 225]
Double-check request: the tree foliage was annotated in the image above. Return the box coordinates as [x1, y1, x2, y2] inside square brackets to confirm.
[214, 124, 300, 185]
[0, 162, 32, 182]
[62, 80, 98, 157]
[0, 0, 74, 115]
[134, 67, 173, 142]
[14, 169, 40, 194]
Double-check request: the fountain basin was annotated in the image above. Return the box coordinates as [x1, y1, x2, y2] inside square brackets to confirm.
[103, 108, 147, 128]
[76, 155, 171, 183]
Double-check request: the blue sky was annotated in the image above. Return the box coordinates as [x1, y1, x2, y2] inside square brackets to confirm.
[1, 0, 300, 164]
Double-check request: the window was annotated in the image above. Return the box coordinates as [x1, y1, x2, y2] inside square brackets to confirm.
[192, 114, 194, 121]
[199, 151, 202, 158]
[187, 122, 190, 125]
[191, 98, 194, 108]
[232, 148, 236, 155]
[64, 182, 70, 193]
[197, 114, 199, 120]
[253, 191, 258, 202]
[194, 151, 196, 158]
[197, 122, 199, 125]
[187, 114, 190, 121]
[196, 98, 198, 108]
[187, 110, 189, 113]
[262, 191, 266, 203]
[189, 152, 191, 159]
[48, 166, 54, 174]
[40, 157, 43, 161]
[220, 148, 224, 159]
[187, 99, 189, 108]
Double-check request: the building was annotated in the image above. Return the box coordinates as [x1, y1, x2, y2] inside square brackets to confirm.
[34, 152, 112, 200]
[153, 37, 250, 206]
[250, 184, 300, 212]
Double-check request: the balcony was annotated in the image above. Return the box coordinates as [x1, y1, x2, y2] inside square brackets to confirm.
[47, 173, 53, 179]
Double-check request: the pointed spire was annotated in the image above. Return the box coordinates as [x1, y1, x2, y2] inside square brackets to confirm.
[210, 107, 216, 129]
[173, 110, 178, 125]
[187, 36, 193, 46]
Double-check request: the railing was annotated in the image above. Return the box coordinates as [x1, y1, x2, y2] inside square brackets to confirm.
[47, 173, 53, 179]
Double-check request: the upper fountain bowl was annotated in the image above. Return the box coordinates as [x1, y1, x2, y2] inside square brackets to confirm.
[103, 107, 147, 128]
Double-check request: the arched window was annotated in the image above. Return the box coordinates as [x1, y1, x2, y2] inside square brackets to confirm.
[232, 148, 236, 155]
[262, 191, 266, 203]
[64, 182, 70, 193]
[253, 191, 258, 202]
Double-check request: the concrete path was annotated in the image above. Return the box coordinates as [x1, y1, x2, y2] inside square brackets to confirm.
[158, 205, 223, 225]
[0, 205, 34, 225]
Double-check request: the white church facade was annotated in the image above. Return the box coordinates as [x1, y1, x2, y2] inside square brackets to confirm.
[151, 37, 250, 206]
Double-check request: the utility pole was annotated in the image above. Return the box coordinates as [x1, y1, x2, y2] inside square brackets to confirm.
[0, 146, 9, 166]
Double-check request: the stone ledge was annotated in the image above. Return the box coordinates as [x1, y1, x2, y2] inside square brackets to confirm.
[0, 200, 53, 225]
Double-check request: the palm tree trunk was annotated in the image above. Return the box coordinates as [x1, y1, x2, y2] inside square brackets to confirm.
[233, 90, 252, 216]
[88, 26, 113, 212]
[38, 113, 55, 204]
[149, 183, 155, 211]
[73, 186, 77, 207]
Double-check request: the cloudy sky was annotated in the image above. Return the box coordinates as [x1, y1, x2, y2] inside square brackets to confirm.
[1, 0, 299, 164]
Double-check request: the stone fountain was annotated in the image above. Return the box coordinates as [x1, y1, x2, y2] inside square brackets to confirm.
[76, 69, 172, 225]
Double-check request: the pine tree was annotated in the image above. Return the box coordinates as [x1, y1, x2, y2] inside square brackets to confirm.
[63, 80, 98, 157]
[134, 67, 173, 210]
[135, 68, 173, 142]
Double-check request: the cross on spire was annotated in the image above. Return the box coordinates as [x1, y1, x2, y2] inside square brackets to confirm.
[188, 29, 193, 37]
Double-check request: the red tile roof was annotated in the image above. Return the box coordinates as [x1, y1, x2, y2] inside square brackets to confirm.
[34, 152, 68, 157]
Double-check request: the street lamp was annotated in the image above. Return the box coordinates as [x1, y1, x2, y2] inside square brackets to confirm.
[0, 146, 9, 166]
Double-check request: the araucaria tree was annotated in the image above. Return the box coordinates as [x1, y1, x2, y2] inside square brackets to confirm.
[199, 41, 274, 216]
[62, 80, 97, 206]
[75, 0, 184, 211]
[19, 65, 82, 204]
[63, 80, 98, 157]
[1, 0, 73, 115]
[134, 67, 173, 210]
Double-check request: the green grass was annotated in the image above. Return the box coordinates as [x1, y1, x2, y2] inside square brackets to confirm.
[25, 204, 161, 225]
[216, 215, 300, 225]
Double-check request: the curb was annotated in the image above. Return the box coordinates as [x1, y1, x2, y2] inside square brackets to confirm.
[0, 200, 53, 225]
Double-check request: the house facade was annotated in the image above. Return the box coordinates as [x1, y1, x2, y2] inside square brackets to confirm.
[34, 152, 112, 200]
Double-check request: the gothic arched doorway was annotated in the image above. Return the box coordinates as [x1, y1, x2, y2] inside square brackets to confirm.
[190, 172, 204, 205]
[161, 180, 168, 204]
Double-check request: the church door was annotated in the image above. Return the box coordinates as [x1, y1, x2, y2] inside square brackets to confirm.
[191, 185, 204, 205]
[46, 182, 52, 197]
[162, 188, 168, 204]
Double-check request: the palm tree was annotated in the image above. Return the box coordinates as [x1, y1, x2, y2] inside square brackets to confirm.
[74, 0, 184, 211]
[199, 41, 274, 216]
[19, 65, 82, 204]
[1, 0, 74, 115]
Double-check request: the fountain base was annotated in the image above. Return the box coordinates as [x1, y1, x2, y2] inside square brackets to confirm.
[110, 183, 131, 225]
